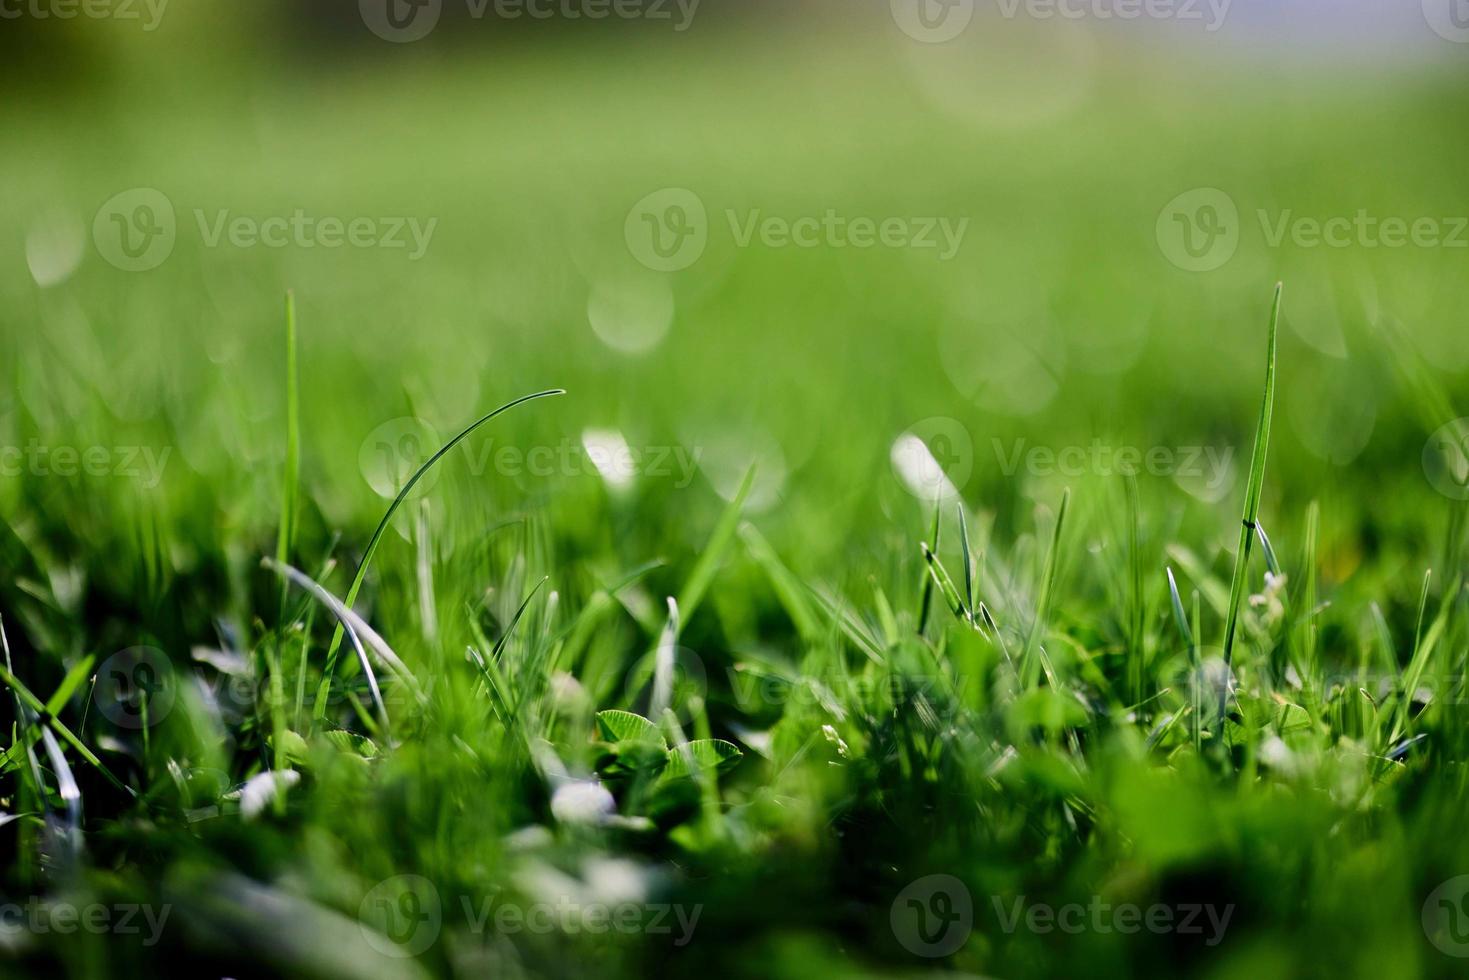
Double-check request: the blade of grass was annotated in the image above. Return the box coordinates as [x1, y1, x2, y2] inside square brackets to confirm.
[1220, 283, 1283, 721]
[1191, 589, 1203, 752]
[917, 504, 941, 635]
[44, 654, 95, 717]
[1126, 475, 1144, 703]
[958, 503, 976, 614]
[1021, 488, 1069, 689]
[0, 661, 126, 793]
[739, 523, 820, 641]
[275, 290, 300, 588]
[920, 541, 972, 626]
[1167, 568, 1193, 649]
[314, 389, 564, 720]
[675, 464, 755, 630]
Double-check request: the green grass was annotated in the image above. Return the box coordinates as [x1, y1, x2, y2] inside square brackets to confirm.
[3, 24, 1469, 980]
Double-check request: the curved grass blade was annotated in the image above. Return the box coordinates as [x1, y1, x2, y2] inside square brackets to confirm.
[1255, 521, 1281, 576]
[264, 559, 398, 730]
[315, 389, 564, 718]
[39, 726, 82, 850]
[265, 559, 421, 692]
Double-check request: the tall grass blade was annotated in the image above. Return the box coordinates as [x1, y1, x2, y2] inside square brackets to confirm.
[676, 464, 754, 629]
[1021, 488, 1069, 689]
[1221, 284, 1283, 712]
[917, 504, 941, 634]
[1166, 567, 1192, 648]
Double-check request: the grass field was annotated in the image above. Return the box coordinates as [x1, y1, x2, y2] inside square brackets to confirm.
[4, 7, 1469, 978]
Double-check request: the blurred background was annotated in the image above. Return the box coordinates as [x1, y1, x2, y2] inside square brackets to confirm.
[2, 0, 1468, 594]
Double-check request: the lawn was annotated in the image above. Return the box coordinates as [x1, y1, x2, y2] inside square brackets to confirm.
[3, 8, 1469, 978]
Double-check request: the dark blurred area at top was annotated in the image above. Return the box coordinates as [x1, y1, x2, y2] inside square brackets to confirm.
[0, 0, 798, 92]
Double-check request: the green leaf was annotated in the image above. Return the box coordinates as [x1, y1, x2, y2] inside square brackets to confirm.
[269, 729, 311, 764]
[663, 739, 742, 779]
[321, 728, 379, 759]
[596, 709, 667, 749]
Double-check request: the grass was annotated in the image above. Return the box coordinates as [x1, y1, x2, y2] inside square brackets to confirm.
[4, 26, 1469, 980]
